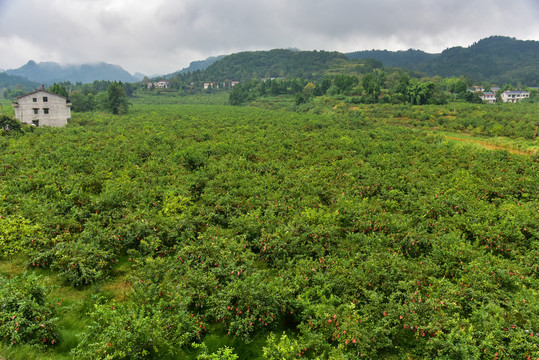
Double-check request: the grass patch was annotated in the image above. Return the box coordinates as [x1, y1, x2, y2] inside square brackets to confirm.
[0, 257, 137, 359]
[0, 256, 27, 278]
[435, 130, 539, 155]
[0, 99, 15, 117]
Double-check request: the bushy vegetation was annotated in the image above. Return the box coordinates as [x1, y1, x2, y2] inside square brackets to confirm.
[0, 273, 59, 347]
[0, 100, 538, 359]
[0, 114, 24, 134]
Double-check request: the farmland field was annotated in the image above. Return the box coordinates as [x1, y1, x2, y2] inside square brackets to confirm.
[1, 99, 538, 359]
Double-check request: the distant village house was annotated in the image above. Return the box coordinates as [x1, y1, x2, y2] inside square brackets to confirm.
[480, 92, 496, 104]
[12, 88, 71, 127]
[472, 85, 485, 93]
[472, 86, 530, 104]
[501, 90, 530, 103]
[204, 81, 239, 89]
[148, 80, 171, 89]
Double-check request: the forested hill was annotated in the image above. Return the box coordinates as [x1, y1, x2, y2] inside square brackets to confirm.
[5, 60, 139, 85]
[415, 36, 539, 85]
[202, 49, 348, 81]
[174, 55, 226, 75]
[347, 36, 539, 86]
[346, 48, 437, 68]
[0, 72, 40, 91]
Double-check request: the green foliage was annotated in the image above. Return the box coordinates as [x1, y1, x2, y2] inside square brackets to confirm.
[71, 278, 201, 359]
[106, 82, 129, 115]
[458, 90, 483, 104]
[48, 84, 68, 98]
[1, 102, 538, 359]
[0, 215, 40, 258]
[30, 240, 116, 287]
[406, 79, 435, 105]
[0, 273, 58, 347]
[67, 80, 135, 113]
[0, 114, 23, 134]
[69, 92, 96, 112]
[204, 49, 347, 82]
[228, 83, 252, 105]
[2, 88, 26, 100]
[263, 332, 302, 359]
[194, 343, 238, 360]
[334, 74, 359, 94]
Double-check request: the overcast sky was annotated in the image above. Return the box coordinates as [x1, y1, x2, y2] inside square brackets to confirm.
[1, 0, 538, 75]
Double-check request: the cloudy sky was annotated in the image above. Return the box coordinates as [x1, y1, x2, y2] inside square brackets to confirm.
[1, 0, 538, 75]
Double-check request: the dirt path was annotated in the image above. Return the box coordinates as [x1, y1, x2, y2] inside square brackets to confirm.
[443, 135, 535, 156]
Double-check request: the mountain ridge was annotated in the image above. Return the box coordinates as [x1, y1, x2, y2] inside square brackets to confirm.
[5, 61, 139, 84]
[3, 36, 538, 88]
[346, 36, 539, 85]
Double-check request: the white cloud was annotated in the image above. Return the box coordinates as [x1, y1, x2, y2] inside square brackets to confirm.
[0, 0, 538, 75]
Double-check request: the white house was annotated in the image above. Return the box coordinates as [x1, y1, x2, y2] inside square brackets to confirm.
[204, 82, 218, 89]
[501, 90, 530, 103]
[472, 85, 485, 93]
[148, 80, 170, 89]
[12, 89, 71, 127]
[480, 92, 497, 104]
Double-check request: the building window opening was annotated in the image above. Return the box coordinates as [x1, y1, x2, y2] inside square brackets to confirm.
[43, 108, 49, 114]
[33, 108, 39, 114]
[43, 96, 48, 102]
[33, 98, 37, 102]
[32, 120, 39, 127]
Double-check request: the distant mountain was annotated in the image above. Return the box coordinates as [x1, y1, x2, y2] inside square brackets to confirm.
[347, 36, 539, 86]
[173, 55, 226, 76]
[5, 61, 139, 84]
[202, 49, 348, 81]
[133, 72, 146, 81]
[0, 72, 40, 91]
[413, 36, 539, 85]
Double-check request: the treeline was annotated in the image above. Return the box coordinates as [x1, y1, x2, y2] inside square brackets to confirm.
[229, 70, 493, 106]
[47, 81, 132, 115]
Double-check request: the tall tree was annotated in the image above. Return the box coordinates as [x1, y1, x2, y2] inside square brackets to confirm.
[106, 81, 129, 115]
[48, 83, 68, 98]
[362, 73, 382, 100]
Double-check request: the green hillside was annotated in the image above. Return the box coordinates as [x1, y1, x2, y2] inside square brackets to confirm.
[0, 72, 40, 92]
[202, 49, 348, 81]
[415, 36, 539, 85]
[171, 36, 538, 87]
[347, 36, 539, 86]
[346, 48, 437, 68]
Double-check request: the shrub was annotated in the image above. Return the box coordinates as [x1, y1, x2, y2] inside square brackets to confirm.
[72, 281, 200, 359]
[0, 272, 58, 347]
[0, 115, 23, 133]
[30, 240, 116, 287]
[0, 215, 40, 258]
